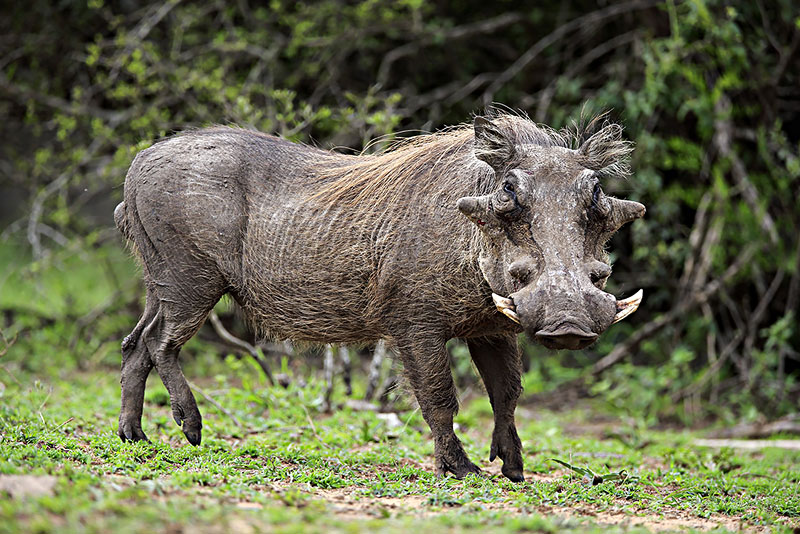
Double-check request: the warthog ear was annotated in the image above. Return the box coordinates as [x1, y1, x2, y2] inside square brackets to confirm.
[609, 198, 646, 230]
[473, 116, 516, 172]
[578, 122, 633, 176]
[456, 195, 491, 225]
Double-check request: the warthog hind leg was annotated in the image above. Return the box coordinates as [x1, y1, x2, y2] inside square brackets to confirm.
[141, 303, 214, 446]
[118, 292, 157, 442]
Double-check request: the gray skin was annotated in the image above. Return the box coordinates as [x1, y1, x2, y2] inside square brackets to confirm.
[114, 113, 644, 482]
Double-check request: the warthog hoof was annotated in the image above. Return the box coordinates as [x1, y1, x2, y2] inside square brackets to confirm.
[434, 434, 482, 479]
[436, 457, 482, 480]
[490, 427, 524, 482]
[118, 418, 149, 443]
[500, 464, 524, 483]
[182, 425, 202, 446]
[171, 401, 202, 446]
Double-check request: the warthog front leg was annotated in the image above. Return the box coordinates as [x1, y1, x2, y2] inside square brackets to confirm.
[396, 333, 480, 479]
[467, 334, 524, 482]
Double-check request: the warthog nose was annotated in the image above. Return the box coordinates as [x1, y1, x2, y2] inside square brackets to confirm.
[535, 325, 598, 350]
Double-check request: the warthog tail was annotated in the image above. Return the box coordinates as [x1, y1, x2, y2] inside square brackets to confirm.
[114, 201, 131, 240]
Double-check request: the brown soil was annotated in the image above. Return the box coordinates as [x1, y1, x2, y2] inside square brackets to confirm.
[226, 460, 792, 533]
[85, 444, 797, 533]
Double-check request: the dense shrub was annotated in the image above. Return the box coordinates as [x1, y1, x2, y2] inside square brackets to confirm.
[1, 0, 798, 423]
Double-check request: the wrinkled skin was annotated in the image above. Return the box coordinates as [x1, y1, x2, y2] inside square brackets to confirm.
[115, 113, 644, 483]
[458, 117, 645, 350]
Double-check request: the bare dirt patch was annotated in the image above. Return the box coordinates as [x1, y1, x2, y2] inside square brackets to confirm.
[245, 457, 788, 533]
[94, 457, 794, 533]
[544, 504, 759, 533]
[0, 474, 58, 498]
[297, 483, 772, 532]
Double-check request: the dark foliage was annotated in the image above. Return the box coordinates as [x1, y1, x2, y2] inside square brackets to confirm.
[1, 0, 799, 423]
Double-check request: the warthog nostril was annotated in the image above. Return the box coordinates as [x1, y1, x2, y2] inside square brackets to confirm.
[535, 325, 598, 350]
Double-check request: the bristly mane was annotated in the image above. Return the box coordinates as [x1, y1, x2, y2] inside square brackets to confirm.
[309, 111, 632, 208]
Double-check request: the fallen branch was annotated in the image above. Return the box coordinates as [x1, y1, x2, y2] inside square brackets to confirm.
[591, 244, 756, 376]
[694, 438, 800, 451]
[187, 380, 243, 430]
[707, 414, 800, 439]
[207, 311, 275, 386]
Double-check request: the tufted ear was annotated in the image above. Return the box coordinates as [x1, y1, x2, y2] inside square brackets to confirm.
[578, 122, 633, 174]
[473, 116, 516, 172]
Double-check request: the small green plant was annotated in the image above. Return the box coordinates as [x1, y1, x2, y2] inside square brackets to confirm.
[549, 458, 637, 486]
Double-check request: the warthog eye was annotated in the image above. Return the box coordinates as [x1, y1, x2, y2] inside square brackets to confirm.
[589, 182, 609, 218]
[494, 181, 522, 219]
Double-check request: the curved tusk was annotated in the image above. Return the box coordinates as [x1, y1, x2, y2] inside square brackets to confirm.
[612, 289, 643, 324]
[500, 308, 521, 324]
[492, 293, 514, 309]
[492, 293, 521, 324]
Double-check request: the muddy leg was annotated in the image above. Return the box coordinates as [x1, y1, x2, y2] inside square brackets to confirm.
[120, 179, 229, 446]
[142, 308, 212, 446]
[118, 294, 157, 442]
[467, 334, 524, 482]
[396, 333, 480, 479]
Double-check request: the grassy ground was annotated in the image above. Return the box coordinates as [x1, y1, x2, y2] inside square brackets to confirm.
[1, 243, 799, 533]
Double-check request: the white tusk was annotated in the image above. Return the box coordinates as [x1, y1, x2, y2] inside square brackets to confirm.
[501, 308, 521, 325]
[492, 293, 520, 324]
[611, 289, 643, 324]
[492, 293, 514, 309]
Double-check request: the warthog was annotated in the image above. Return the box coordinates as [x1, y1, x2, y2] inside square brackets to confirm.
[114, 111, 644, 481]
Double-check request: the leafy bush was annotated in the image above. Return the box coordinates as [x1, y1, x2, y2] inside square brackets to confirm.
[1, 0, 798, 423]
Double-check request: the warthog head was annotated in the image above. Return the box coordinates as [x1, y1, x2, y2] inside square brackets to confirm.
[458, 115, 645, 350]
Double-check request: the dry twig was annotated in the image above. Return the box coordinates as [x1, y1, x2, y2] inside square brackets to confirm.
[481, 0, 662, 105]
[592, 244, 757, 376]
[187, 380, 243, 430]
[207, 311, 275, 386]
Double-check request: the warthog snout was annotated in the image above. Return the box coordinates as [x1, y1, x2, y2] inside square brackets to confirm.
[493, 281, 644, 350]
[507, 270, 616, 350]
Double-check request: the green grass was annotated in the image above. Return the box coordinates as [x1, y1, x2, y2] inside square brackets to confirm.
[2, 361, 799, 533]
[1, 242, 799, 533]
